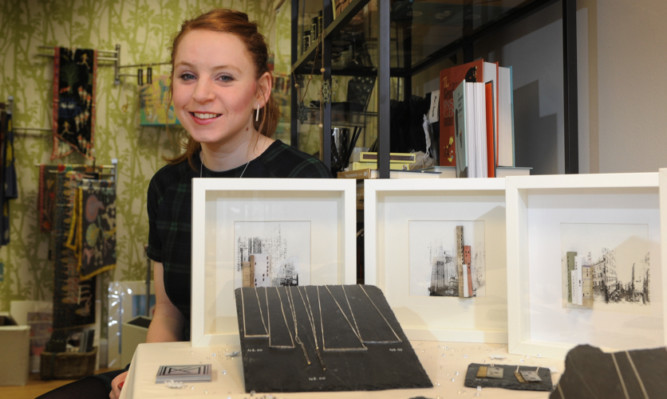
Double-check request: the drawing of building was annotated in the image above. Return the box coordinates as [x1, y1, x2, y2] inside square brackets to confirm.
[429, 252, 457, 296]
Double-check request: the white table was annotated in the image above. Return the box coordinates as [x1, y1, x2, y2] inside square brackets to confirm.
[120, 340, 565, 398]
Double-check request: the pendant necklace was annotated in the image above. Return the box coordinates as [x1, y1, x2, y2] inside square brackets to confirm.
[240, 287, 268, 339]
[285, 287, 311, 366]
[268, 286, 295, 349]
[200, 153, 250, 178]
[297, 286, 326, 371]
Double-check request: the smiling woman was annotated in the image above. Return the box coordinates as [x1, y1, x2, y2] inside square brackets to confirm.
[36, 8, 331, 399]
[171, 29, 269, 165]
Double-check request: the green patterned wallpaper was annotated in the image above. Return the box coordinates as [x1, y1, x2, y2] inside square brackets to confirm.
[0, 0, 292, 311]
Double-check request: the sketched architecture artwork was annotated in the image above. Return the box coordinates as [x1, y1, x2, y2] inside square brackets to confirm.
[409, 220, 486, 298]
[561, 223, 651, 310]
[235, 221, 311, 288]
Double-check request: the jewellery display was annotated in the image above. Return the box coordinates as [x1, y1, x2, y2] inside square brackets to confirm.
[319, 285, 367, 352]
[234, 284, 432, 393]
[296, 285, 326, 371]
[464, 362, 553, 392]
[268, 286, 295, 349]
[240, 286, 268, 338]
[285, 287, 311, 365]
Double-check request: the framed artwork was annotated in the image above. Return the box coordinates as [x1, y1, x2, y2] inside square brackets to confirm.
[505, 172, 663, 358]
[659, 168, 667, 347]
[364, 178, 507, 343]
[191, 178, 356, 347]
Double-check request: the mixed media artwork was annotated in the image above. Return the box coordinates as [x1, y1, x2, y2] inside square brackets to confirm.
[139, 75, 179, 126]
[234, 221, 311, 288]
[409, 220, 486, 298]
[561, 223, 651, 309]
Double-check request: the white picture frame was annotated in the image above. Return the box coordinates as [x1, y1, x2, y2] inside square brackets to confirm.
[364, 178, 507, 343]
[505, 172, 663, 359]
[191, 178, 356, 347]
[660, 168, 667, 348]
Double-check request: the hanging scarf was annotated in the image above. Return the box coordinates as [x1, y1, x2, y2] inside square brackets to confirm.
[51, 171, 95, 328]
[0, 104, 17, 246]
[51, 47, 97, 160]
[66, 178, 116, 280]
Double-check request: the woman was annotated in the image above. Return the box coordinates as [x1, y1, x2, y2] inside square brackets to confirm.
[40, 9, 330, 399]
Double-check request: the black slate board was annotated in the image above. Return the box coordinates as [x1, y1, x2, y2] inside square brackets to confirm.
[464, 362, 553, 392]
[235, 284, 433, 393]
[550, 344, 667, 399]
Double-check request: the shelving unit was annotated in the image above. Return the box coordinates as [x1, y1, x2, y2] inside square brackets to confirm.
[290, 0, 579, 177]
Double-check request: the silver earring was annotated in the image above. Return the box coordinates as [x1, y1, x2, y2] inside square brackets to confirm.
[255, 106, 260, 122]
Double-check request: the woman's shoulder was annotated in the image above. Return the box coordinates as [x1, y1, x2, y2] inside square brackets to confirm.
[149, 159, 196, 192]
[260, 140, 332, 178]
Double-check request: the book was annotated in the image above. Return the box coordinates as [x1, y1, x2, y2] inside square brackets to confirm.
[337, 168, 446, 179]
[453, 80, 487, 177]
[156, 364, 212, 383]
[496, 66, 515, 167]
[350, 161, 413, 171]
[484, 81, 496, 178]
[495, 166, 531, 177]
[439, 60, 498, 168]
[351, 151, 417, 164]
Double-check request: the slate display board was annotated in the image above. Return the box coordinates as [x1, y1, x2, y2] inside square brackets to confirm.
[464, 362, 553, 392]
[234, 284, 433, 392]
[549, 344, 667, 399]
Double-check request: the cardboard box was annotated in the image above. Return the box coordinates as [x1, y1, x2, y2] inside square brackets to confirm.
[121, 316, 151, 367]
[0, 314, 30, 386]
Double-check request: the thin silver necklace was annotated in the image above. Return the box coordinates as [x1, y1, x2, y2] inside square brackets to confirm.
[200, 154, 250, 178]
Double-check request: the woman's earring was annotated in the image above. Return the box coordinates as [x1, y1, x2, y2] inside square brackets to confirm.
[255, 105, 260, 122]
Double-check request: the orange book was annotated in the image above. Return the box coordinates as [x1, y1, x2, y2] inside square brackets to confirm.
[485, 81, 496, 177]
[439, 59, 484, 166]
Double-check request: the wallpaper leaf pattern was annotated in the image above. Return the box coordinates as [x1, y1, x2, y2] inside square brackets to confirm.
[0, 0, 291, 311]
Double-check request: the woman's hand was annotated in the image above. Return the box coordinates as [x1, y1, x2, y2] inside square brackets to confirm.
[109, 370, 128, 399]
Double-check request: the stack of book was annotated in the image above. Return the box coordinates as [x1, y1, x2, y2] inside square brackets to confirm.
[349, 151, 417, 171]
[439, 59, 525, 177]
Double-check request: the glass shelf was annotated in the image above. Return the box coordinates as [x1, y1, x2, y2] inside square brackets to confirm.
[290, 0, 569, 176]
[293, 0, 554, 75]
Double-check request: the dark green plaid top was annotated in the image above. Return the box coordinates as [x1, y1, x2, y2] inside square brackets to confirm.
[146, 140, 331, 339]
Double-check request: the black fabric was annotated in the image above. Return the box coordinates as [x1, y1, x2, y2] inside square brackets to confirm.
[146, 140, 331, 340]
[550, 344, 667, 399]
[36, 368, 125, 399]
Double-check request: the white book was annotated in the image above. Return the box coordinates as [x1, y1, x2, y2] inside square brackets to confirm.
[453, 80, 487, 178]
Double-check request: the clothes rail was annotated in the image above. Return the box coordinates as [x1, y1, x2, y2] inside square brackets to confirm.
[4, 96, 51, 136]
[37, 159, 119, 183]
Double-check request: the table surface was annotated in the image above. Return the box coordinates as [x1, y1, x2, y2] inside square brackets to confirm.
[120, 340, 565, 399]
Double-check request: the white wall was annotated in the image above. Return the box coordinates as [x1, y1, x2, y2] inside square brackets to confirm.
[592, 0, 667, 173]
[477, 0, 667, 174]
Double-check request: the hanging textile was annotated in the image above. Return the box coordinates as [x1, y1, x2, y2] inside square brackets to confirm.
[0, 103, 17, 246]
[38, 164, 60, 232]
[51, 171, 96, 328]
[51, 47, 97, 160]
[66, 178, 116, 280]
